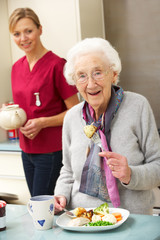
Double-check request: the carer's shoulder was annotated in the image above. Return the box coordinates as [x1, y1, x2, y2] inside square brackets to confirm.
[12, 55, 26, 68]
[65, 101, 84, 119]
[49, 51, 66, 64]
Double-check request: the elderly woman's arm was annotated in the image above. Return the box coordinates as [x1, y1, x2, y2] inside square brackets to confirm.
[54, 110, 75, 213]
[127, 96, 160, 190]
[54, 195, 67, 214]
[103, 95, 160, 190]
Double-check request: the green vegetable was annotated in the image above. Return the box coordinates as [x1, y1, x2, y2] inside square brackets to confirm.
[86, 220, 113, 226]
[93, 203, 109, 215]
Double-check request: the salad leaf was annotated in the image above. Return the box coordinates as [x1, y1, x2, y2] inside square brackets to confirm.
[93, 203, 109, 215]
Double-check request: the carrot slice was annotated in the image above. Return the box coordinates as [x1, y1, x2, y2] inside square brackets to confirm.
[112, 212, 122, 221]
[116, 217, 122, 221]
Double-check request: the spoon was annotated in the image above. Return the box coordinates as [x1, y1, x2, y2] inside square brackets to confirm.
[63, 208, 76, 218]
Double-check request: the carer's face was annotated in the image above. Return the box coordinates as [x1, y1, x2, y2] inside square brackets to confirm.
[74, 54, 118, 118]
[12, 18, 42, 54]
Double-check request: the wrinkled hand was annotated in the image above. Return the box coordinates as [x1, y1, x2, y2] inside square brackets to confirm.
[20, 118, 44, 140]
[99, 151, 131, 184]
[54, 195, 67, 214]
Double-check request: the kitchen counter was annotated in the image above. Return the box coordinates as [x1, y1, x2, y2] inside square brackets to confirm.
[0, 204, 160, 240]
[0, 140, 21, 152]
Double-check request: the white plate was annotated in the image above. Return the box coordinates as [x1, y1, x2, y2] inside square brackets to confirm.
[56, 207, 130, 232]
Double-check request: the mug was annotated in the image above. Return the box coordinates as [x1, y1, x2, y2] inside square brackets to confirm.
[0, 200, 6, 231]
[27, 195, 54, 230]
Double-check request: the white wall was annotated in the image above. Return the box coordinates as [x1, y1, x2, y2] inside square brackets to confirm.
[0, 0, 12, 103]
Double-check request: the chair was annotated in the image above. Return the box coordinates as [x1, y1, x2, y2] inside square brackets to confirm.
[0, 192, 18, 203]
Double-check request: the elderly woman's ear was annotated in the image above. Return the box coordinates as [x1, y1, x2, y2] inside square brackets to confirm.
[112, 72, 118, 84]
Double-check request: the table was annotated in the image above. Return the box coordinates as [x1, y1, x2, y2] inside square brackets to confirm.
[0, 204, 160, 240]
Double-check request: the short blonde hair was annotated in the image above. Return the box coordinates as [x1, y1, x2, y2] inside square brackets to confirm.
[9, 8, 41, 33]
[64, 38, 122, 85]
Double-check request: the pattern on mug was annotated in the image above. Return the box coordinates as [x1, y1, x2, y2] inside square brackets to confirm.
[30, 204, 33, 212]
[49, 204, 54, 214]
[37, 220, 45, 227]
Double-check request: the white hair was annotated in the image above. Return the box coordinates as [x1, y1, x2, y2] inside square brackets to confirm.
[64, 37, 122, 86]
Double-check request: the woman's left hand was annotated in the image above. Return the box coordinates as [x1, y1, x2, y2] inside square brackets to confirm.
[20, 118, 44, 139]
[99, 151, 131, 184]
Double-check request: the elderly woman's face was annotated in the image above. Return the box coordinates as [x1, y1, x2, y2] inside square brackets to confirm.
[74, 54, 117, 118]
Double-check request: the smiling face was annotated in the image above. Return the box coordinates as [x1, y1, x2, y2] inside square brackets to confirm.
[12, 17, 42, 54]
[74, 53, 118, 120]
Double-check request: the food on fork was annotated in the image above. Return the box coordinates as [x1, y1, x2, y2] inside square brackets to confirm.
[84, 124, 97, 138]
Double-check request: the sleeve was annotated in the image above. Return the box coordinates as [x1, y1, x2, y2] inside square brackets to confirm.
[54, 58, 78, 100]
[54, 110, 74, 203]
[123, 97, 160, 190]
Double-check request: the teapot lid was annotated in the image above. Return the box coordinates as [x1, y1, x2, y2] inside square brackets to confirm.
[2, 104, 19, 111]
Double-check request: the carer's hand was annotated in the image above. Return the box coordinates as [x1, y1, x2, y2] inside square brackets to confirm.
[20, 118, 44, 139]
[54, 195, 67, 215]
[99, 151, 131, 185]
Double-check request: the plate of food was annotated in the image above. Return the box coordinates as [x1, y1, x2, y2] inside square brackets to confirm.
[56, 203, 130, 232]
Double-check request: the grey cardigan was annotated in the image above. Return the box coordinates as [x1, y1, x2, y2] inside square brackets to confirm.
[55, 91, 160, 214]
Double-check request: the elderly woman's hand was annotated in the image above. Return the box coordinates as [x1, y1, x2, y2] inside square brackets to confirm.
[99, 151, 131, 185]
[54, 195, 67, 215]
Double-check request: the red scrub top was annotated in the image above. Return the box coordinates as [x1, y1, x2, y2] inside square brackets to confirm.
[11, 51, 78, 153]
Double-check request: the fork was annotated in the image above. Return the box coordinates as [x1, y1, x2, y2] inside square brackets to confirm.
[63, 208, 76, 218]
[91, 132, 105, 151]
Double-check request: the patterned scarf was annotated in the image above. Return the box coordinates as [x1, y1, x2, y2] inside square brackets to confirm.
[79, 85, 124, 207]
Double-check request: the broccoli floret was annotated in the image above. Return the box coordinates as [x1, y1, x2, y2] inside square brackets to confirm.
[93, 203, 109, 215]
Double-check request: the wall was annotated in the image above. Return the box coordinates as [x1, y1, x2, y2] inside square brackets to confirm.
[103, 0, 160, 128]
[8, 0, 81, 63]
[8, 0, 105, 64]
[0, 0, 104, 142]
[79, 0, 105, 39]
[0, 0, 12, 142]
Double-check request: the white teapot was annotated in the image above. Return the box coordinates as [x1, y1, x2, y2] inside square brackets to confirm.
[0, 104, 27, 130]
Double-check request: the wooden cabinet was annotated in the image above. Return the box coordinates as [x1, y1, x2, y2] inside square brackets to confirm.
[0, 151, 30, 204]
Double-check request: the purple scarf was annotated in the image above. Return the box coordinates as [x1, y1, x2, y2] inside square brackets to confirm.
[79, 86, 124, 207]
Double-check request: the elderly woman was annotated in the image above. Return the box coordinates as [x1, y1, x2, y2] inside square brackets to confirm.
[54, 38, 160, 215]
